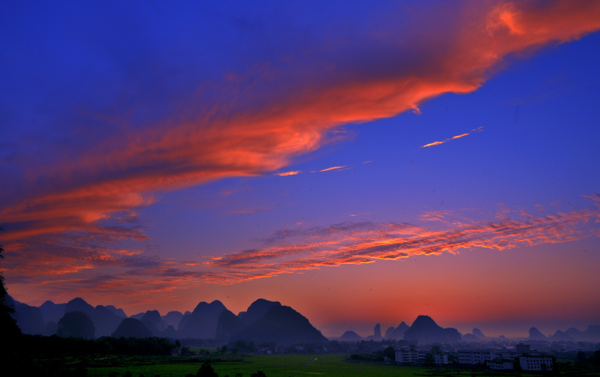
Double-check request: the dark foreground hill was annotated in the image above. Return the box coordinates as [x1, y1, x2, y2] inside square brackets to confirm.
[233, 305, 328, 346]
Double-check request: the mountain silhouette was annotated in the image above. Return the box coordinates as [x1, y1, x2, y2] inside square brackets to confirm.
[57, 311, 95, 339]
[403, 315, 461, 344]
[163, 311, 184, 329]
[528, 327, 547, 340]
[179, 300, 226, 339]
[339, 330, 362, 341]
[92, 305, 123, 337]
[65, 298, 94, 316]
[549, 330, 575, 342]
[239, 298, 281, 325]
[366, 323, 382, 340]
[462, 333, 481, 342]
[39, 300, 66, 324]
[384, 326, 395, 339]
[105, 305, 127, 318]
[112, 318, 152, 338]
[216, 309, 246, 341]
[387, 322, 409, 340]
[141, 310, 165, 331]
[233, 305, 327, 346]
[6, 295, 45, 335]
[473, 328, 486, 339]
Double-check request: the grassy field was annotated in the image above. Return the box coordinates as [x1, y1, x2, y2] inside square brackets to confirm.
[87, 354, 425, 377]
[86, 353, 600, 377]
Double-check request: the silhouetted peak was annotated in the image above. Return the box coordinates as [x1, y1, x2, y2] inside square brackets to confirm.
[192, 300, 226, 315]
[340, 330, 362, 341]
[141, 310, 162, 323]
[411, 315, 439, 329]
[233, 304, 327, 345]
[397, 321, 409, 331]
[528, 327, 546, 339]
[473, 328, 486, 339]
[373, 323, 381, 337]
[112, 318, 152, 338]
[241, 298, 281, 325]
[384, 326, 395, 338]
[404, 315, 461, 344]
[104, 305, 127, 318]
[66, 298, 94, 316]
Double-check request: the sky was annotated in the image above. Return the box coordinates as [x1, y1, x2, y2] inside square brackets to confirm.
[1, 0, 600, 339]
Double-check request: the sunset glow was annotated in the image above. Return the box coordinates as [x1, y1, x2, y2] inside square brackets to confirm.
[1, 0, 600, 338]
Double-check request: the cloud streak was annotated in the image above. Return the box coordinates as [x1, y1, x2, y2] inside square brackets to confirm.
[5, 194, 600, 298]
[206, 194, 600, 283]
[422, 126, 484, 148]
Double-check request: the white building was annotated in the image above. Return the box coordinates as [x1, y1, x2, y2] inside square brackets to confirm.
[394, 347, 447, 365]
[488, 360, 514, 370]
[395, 347, 419, 364]
[519, 355, 553, 371]
[458, 349, 496, 364]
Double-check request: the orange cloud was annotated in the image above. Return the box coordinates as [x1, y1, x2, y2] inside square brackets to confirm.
[274, 171, 302, 176]
[205, 194, 600, 283]
[7, 194, 599, 298]
[320, 166, 346, 172]
[2, 0, 600, 287]
[422, 127, 484, 148]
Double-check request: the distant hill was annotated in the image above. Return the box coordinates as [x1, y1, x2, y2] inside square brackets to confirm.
[239, 299, 281, 325]
[57, 311, 95, 339]
[528, 327, 547, 340]
[6, 295, 45, 335]
[233, 305, 328, 346]
[462, 333, 481, 342]
[179, 300, 226, 339]
[39, 300, 66, 324]
[163, 311, 184, 329]
[339, 330, 362, 342]
[112, 318, 152, 338]
[92, 305, 123, 337]
[216, 309, 246, 341]
[549, 330, 575, 342]
[366, 323, 382, 341]
[105, 305, 127, 318]
[403, 315, 461, 344]
[563, 326, 600, 342]
[141, 310, 165, 331]
[387, 322, 409, 340]
[473, 328, 486, 339]
[65, 298, 94, 316]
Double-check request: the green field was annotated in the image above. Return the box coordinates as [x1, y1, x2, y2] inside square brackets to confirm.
[87, 354, 424, 377]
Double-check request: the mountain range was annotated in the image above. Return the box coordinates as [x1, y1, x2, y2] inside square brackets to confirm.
[6, 294, 600, 345]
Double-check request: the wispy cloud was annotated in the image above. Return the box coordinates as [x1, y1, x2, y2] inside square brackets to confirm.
[320, 166, 346, 172]
[274, 171, 302, 176]
[205, 194, 600, 283]
[422, 127, 484, 148]
[228, 206, 272, 215]
[6, 194, 600, 298]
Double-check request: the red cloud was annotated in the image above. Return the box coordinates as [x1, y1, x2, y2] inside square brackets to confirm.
[203, 194, 600, 283]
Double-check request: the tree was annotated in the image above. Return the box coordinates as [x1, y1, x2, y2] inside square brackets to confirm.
[196, 362, 218, 377]
[382, 346, 395, 360]
[0, 226, 22, 340]
[250, 372, 266, 377]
